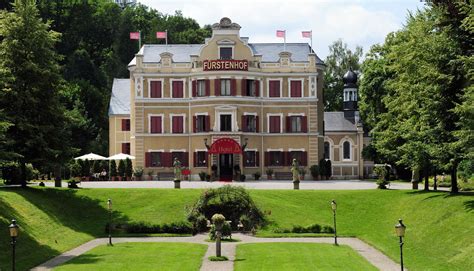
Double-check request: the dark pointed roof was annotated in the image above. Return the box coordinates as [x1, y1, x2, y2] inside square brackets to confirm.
[343, 68, 358, 88]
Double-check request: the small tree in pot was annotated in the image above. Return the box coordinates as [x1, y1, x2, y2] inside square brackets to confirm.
[110, 160, 117, 181]
[117, 160, 126, 181]
[265, 168, 273, 180]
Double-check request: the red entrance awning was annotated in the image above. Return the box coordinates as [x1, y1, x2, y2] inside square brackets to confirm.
[208, 138, 242, 154]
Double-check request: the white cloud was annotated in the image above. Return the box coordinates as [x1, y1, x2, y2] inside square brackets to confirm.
[139, 0, 423, 58]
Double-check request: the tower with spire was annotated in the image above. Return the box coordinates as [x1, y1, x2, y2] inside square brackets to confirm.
[342, 68, 359, 123]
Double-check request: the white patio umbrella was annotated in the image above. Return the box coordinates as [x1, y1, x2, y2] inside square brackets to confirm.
[107, 153, 135, 160]
[74, 153, 107, 160]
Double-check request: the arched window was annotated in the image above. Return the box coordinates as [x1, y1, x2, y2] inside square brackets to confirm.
[324, 142, 330, 159]
[343, 141, 351, 160]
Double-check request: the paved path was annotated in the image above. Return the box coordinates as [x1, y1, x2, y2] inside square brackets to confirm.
[42, 179, 449, 191]
[32, 233, 402, 271]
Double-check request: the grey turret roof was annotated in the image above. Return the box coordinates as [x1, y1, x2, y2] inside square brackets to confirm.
[108, 79, 130, 116]
[324, 112, 358, 132]
[129, 43, 324, 66]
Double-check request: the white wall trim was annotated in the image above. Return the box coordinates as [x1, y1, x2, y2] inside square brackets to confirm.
[243, 112, 258, 116]
[217, 45, 234, 60]
[288, 113, 305, 116]
[244, 148, 258, 152]
[194, 112, 209, 116]
[170, 149, 187, 152]
[267, 148, 284, 152]
[266, 78, 283, 98]
[288, 78, 305, 98]
[288, 148, 305, 152]
[339, 138, 354, 161]
[170, 78, 186, 98]
[148, 149, 164, 152]
[194, 149, 208, 152]
[148, 114, 164, 134]
[266, 113, 283, 133]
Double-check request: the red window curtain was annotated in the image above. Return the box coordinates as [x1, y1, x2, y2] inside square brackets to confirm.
[264, 152, 270, 166]
[256, 151, 260, 166]
[242, 115, 247, 132]
[255, 80, 260, 97]
[269, 80, 280, 97]
[205, 79, 211, 96]
[121, 119, 130, 131]
[150, 81, 162, 98]
[205, 116, 210, 132]
[193, 152, 197, 167]
[172, 81, 184, 98]
[214, 79, 220, 96]
[290, 81, 302, 97]
[145, 152, 151, 167]
[150, 116, 162, 133]
[241, 79, 247, 96]
[302, 116, 308, 132]
[172, 116, 184, 133]
[269, 116, 280, 133]
[193, 116, 197, 133]
[256, 116, 259, 132]
[192, 80, 197, 97]
[122, 143, 130, 155]
[182, 152, 189, 167]
[286, 116, 291, 133]
[231, 79, 237, 96]
[302, 151, 308, 166]
[162, 152, 172, 167]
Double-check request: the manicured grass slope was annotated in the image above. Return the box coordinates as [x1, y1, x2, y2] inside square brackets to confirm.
[235, 243, 377, 271]
[0, 187, 472, 270]
[54, 242, 207, 270]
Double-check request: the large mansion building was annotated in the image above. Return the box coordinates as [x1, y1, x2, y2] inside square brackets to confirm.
[108, 17, 372, 180]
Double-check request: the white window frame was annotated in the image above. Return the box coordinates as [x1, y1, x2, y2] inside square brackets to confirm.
[148, 114, 164, 134]
[218, 45, 234, 60]
[147, 149, 164, 168]
[244, 148, 258, 168]
[170, 78, 186, 98]
[197, 79, 207, 97]
[220, 78, 232, 96]
[288, 78, 304, 98]
[267, 113, 283, 133]
[194, 112, 208, 133]
[339, 137, 355, 161]
[169, 113, 186, 134]
[217, 112, 234, 132]
[148, 79, 164, 98]
[266, 78, 283, 98]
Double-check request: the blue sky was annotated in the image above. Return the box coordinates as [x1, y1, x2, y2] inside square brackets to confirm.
[139, 0, 426, 59]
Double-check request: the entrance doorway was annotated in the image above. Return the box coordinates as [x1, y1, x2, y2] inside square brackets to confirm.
[219, 154, 233, 181]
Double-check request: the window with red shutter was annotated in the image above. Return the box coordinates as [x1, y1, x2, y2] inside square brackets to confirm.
[241, 79, 247, 96]
[231, 79, 237, 96]
[122, 143, 130, 154]
[269, 116, 280, 133]
[269, 80, 280, 97]
[121, 119, 130, 131]
[150, 116, 162, 133]
[172, 116, 184, 133]
[290, 80, 302, 97]
[255, 80, 260, 97]
[195, 151, 207, 167]
[205, 115, 211, 132]
[244, 151, 257, 167]
[172, 81, 184, 98]
[150, 81, 162, 98]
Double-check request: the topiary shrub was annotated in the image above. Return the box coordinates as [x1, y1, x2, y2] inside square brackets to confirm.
[187, 185, 265, 233]
[310, 165, 319, 179]
[209, 221, 232, 240]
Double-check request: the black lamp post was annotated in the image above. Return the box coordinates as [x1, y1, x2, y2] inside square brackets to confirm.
[9, 219, 19, 271]
[107, 199, 113, 246]
[395, 219, 406, 271]
[331, 200, 337, 245]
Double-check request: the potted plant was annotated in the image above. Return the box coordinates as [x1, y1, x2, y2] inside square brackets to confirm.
[117, 160, 126, 181]
[233, 165, 241, 182]
[253, 171, 261, 181]
[125, 158, 133, 181]
[110, 160, 117, 181]
[206, 173, 211, 182]
[265, 168, 273, 180]
[133, 167, 144, 181]
[199, 171, 207, 181]
[147, 170, 153, 180]
[299, 168, 307, 180]
[211, 164, 218, 182]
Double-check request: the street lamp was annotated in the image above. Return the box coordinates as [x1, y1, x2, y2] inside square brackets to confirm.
[107, 199, 113, 246]
[395, 219, 406, 271]
[331, 200, 337, 245]
[9, 219, 19, 271]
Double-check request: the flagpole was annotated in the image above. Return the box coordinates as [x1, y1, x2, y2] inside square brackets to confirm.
[165, 29, 168, 45]
[284, 30, 286, 51]
[310, 30, 313, 53]
[138, 30, 141, 50]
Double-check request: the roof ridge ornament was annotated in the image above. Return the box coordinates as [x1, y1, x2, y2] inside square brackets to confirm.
[212, 17, 241, 30]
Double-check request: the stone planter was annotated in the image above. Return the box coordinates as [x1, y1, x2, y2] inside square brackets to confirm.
[174, 180, 181, 189]
[293, 180, 300, 190]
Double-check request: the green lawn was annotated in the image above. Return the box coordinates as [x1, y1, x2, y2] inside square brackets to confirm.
[0, 187, 472, 270]
[235, 243, 377, 271]
[54, 242, 207, 270]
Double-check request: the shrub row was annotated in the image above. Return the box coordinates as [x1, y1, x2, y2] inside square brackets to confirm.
[106, 221, 193, 234]
[273, 223, 334, 234]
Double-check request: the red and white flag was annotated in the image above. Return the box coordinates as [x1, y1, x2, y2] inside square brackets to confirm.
[302, 31, 312, 38]
[130, 32, 140, 40]
[156, 31, 167, 39]
[276, 30, 286, 38]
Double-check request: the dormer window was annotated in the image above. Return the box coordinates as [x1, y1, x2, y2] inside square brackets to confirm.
[219, 47, 233, 60]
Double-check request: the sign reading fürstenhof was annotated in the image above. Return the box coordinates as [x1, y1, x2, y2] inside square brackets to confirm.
[203, 60, 248, 71]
